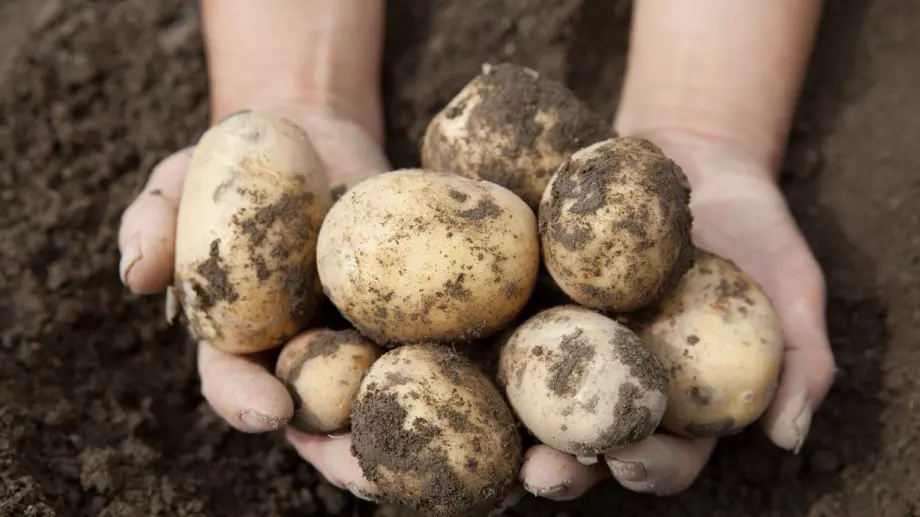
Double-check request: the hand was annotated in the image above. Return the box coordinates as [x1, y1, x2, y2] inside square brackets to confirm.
[117, 105, 391, 500]
[518, 134, 837, 499]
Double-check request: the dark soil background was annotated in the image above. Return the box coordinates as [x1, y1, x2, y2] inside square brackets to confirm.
[1, 0, 917, 516]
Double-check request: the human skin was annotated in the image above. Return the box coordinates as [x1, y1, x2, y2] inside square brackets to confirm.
[117, 0, 836, 506]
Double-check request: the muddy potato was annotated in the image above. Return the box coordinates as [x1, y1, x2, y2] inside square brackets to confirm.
[274, 329, 381, 434]
[316, 169, 540, 346]
[171, 112, 333, 354]
[350, 343, 522, 517]
[421, 62, 614, 209]
[628, 249, 784, 438]
[498, 305, 668, 456]
[539, 136, 694, 313]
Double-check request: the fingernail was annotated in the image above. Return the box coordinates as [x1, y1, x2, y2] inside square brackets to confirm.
[792, 407, 813, 454]
[523, 482, 567, 499]
[345, 483, 378, 502]
[771, 396, 813, 453]
[119, 235, 142, 286]
[240, 411, 284, 431]
[606, 458, 648, 482]
[576, 454, 598, 466]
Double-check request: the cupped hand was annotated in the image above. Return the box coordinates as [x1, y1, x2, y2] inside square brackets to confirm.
[117, 105, 391, 500]
[519, 135, 837, 499]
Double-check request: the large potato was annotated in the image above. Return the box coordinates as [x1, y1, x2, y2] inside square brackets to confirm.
[498, 305, 668, 455]
[171, 111, 332, 354]
[316, 169, 540, 346]
[421, 63, 614, 209]
[350, 343, 522, 517]
[539, 137, 694, 313]
[274, 329, 381, 434]
[628, 249, 784, 438]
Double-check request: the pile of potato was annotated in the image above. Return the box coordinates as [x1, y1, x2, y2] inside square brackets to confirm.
[169, 63, 784, 517]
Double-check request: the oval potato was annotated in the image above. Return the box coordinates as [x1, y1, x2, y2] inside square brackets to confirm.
[539, 136, 694, 313]
[275, 329, 381, 434]
[498, 305, 668, 455]
[629, 249, 784, 438]
[350, 343, 522, 517]
[421, 62, 614, 209]
[172, 111, 332, 353]
[316, 169, 540, 346]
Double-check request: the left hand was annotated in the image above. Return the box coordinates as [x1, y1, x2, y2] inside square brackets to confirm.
[519, 134, 837, 499]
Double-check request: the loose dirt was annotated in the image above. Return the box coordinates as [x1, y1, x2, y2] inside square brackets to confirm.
[1, 1, 918, 516]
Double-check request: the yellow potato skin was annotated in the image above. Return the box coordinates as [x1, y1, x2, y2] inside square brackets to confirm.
[350, 343, 522, 517]
[173, 111, 332, 354]
[539, 137, 694, 313]
[316, 169, 540, 346]
[275, 329, 381, 434]
[421, 63, 614, 209]
[630, 249, 784, 438]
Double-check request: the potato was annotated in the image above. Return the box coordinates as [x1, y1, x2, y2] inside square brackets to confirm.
[274, 329, 381, 434]
[498, 305, 668, 455]
[421, 62, 614, 209]
[625, 249, 784, 438]
[350, 343, 522, 517]
[539, 136, 694, 313]
[170, 111, 333, 354]
[316, 169, 540, 347]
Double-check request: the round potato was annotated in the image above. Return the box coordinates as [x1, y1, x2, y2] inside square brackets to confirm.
[171, 111, 333, 354]
[498, 305, 668, 455]
[421, 62, 614, 209]
[316, 168, 540, 346]
[627, 249, 784, 438]
[274, 329, 381, 434]
[539, 136, 694, 313]
[350, 343, 522, 517]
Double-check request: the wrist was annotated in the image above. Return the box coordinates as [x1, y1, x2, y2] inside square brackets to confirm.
[202, 0, 385, 143]
[624, 127, 779, 190]
[210, 92, 384, 148]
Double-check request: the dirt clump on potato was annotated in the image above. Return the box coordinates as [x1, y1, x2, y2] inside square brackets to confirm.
[350, 343, 521, 517]
[422, 62, 614, 208]
[539, 136, 694, 313]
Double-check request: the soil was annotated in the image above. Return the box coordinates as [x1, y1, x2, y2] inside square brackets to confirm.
[0, 1, 917, 517]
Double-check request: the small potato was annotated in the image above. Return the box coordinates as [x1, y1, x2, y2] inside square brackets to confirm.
[627, 249, 784, 438]
[421, 62, 614, 209]
[172, 111, 333, 354]
[539, 136, 694, 313]
[350, 343, 522, 517]
[274, 329, 381, 434]
[498, 305, 668, 456]
[316, 169, 540, 346]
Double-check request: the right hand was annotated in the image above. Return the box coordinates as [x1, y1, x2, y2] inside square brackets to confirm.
[117, 104, 391, 500]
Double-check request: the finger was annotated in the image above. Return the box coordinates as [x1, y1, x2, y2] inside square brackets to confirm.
[198, 341, 293, 433]
[760, 252, 837, 453]
[605, 434, 716, 496]
[519, 445, 608, 501]
[285, 428, 379, 501]
[118, 147, 193, 294]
